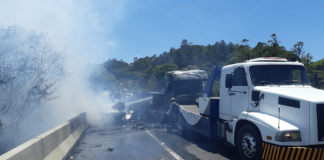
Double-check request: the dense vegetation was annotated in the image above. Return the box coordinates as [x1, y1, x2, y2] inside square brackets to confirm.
[98, 34, 324, 92]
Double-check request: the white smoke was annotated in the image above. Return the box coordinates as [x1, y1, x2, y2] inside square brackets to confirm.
[0, 0, 128, 147]
[0, 0, 127, 63]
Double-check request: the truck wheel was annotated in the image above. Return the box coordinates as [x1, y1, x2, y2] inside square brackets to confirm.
[237, 124, 262, 160]
[176, 112, 184, 135]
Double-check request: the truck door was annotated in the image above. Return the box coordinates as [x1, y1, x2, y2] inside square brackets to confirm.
[230, 67, 249, 117]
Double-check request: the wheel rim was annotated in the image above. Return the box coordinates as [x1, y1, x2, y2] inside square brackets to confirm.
[241, 132, 257, 158]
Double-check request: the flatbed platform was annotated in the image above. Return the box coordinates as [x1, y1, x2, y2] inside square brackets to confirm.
[180, 105, 199, 114]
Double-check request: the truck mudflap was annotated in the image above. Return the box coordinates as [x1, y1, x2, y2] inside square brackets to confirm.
[262, 142, 324, 160]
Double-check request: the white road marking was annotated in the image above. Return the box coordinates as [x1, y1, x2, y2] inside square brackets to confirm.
[146, 130, 184, 160]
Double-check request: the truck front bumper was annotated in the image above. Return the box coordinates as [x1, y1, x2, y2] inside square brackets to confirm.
[262, 142, 324, 160]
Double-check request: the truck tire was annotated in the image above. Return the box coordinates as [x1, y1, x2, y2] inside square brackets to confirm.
[176, 112, 184, 135]
[237, 124, 262, 160]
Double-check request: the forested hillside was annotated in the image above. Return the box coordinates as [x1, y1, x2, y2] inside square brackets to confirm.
[98, 34, 324, 92]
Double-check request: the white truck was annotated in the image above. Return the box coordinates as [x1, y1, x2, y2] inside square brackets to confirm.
[170, 57, 324, 160]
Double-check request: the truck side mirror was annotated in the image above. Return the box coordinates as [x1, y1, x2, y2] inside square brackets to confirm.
[225, 74, 233, 88]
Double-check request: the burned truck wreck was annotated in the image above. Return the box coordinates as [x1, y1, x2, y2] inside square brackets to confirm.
[153, 70, 208, 107]
[106, 70, 209, 131]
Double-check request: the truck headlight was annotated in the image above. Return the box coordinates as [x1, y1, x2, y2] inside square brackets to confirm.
[275, 131, 302, 142]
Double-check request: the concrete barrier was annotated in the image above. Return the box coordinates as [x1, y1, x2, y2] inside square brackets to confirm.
[0, 113, 89, 160]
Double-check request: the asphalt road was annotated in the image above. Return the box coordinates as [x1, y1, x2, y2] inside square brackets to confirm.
[68, 125, 242, 160]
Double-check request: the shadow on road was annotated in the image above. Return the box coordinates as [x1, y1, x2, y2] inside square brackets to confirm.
[183, 129, 241, 160]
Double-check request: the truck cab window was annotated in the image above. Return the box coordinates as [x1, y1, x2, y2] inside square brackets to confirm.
[233, 68, 247, 86]
[292, 69, 301, 82]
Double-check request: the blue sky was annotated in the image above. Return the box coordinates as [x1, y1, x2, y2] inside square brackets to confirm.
[0, 0, 323, 63]
[98, 0, 324, 63]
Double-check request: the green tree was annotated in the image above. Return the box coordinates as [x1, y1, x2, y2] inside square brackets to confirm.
[291, 41, 306, 58]
[301, 54, 324, 89]
[89, 64, 117, 91]
[103, 59, 131, 80]
[131, 56, 154, 72]
[228, 39, 251, 63]
[250, 34, 299, 61]
[180, 39, 192, 48]
[153, 63, 180, 80]
[268, 33, 280, 47]
[103, 58, 129, 71]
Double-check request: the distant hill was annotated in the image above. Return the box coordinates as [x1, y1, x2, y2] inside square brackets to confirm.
[99, 34, 324, 91]
[311, 59, 324, 70]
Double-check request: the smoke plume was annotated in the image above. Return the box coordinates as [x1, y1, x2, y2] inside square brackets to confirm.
[0, 0, 128, 150]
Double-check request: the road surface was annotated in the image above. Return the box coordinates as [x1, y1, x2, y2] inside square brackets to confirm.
[68, 125, 241, 160]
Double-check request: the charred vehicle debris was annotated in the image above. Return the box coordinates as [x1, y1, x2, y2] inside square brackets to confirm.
[99, 69, 208, 128]
[104, 69, 209, 130]
[153, 70, 208, 107]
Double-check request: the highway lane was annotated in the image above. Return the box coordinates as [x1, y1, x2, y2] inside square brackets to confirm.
[150, 129, 241, 160]
[69, 96, 241, 160]
[68, 125, 241, 160]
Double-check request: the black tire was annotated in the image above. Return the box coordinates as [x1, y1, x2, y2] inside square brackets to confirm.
[176, 112, 184, 135]
[237, 124, 262, 160]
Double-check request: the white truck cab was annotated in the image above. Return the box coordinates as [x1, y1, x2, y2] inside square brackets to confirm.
[173, 57, 324, 160]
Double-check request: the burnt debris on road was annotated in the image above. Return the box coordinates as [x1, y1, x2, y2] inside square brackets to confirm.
[66, 97, 240, 160]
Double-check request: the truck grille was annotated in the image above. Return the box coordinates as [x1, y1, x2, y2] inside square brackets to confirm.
[317, 104, 324, 141]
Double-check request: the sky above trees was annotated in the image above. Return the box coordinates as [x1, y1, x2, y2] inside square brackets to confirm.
[0, 0, 323, 63]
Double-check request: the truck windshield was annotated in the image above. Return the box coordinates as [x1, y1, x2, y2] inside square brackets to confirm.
[249, 65, 310, 86]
